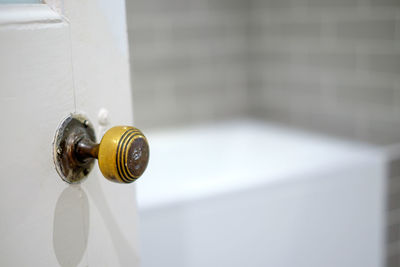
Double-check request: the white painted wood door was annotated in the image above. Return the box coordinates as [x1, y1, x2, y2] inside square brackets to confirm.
[0, 1, 140, 266]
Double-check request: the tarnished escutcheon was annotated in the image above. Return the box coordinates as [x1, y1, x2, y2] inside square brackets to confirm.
[53, 114, 96, 184]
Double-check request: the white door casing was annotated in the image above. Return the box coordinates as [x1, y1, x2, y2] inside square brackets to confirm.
[0, 1, 139, 266]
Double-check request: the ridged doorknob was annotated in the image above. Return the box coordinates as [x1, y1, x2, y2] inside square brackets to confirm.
[77, 126, 149, 183]
[54, 114, 150, 184]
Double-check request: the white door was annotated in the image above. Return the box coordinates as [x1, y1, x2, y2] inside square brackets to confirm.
[0, 1, 140, 266]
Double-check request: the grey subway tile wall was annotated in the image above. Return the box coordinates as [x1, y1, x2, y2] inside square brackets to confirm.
[127, 1, 400, 266]
[388, 157, 400, 267]
[126, 0, 250, 129]
[127, 0, 400, 146]
[248, 0, 400, 145]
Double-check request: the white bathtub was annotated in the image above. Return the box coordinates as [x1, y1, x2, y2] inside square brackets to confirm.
[137, 120, 386, 267]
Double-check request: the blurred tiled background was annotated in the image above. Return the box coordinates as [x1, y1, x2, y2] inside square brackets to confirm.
[248, 0, 400, 145]
[388, 156, 400, 267]
[126, 1, 400, 266]
[127, 0, 250, 129]
[126, 0, 400, 145]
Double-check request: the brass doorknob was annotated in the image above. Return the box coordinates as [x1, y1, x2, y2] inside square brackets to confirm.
[54, 114, 149, 184]
[77, 126, 150, 183]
